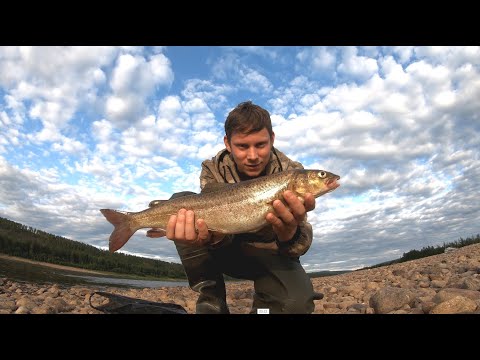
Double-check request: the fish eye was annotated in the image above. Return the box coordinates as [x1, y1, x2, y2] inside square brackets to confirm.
[318, 171, 326, 178]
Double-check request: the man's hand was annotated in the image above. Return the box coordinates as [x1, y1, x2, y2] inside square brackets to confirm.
[266, 190, 315, 242]
[165, 209, 211, 246]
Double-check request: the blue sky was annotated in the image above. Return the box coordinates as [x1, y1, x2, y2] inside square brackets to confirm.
[1, 46, 479, 272]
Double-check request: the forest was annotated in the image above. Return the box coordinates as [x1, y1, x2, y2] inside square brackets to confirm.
[0, 216, 186, 279]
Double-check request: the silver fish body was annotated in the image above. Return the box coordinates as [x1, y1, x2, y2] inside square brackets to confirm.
[100, 169, 340, 252]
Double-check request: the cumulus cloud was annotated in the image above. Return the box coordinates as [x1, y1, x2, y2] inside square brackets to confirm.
[52, 136, 87, 154]
[106, 52, 174, 127]
[337, 47, 379, 82]
[1, 46, 479, 272]
[211, 53, 273, 94]
[296, 47, 336, 75]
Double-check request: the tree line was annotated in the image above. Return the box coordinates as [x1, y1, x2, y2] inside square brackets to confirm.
[361, 233, 480, 270]
[401, 234, 480, 261]
[0, 216, 186, 280]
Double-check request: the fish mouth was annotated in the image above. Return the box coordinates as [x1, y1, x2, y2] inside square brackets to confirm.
[326, 176, 340, 189]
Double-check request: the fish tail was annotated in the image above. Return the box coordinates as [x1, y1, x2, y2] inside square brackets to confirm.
[100, 209, 136, 253]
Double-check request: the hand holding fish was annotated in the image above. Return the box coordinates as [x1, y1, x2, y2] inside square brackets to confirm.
[146, 210, 213, 245]
[266, 190, 315, 242]
[165, 209, 211, 246]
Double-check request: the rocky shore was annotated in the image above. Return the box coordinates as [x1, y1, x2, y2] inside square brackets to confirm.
[1, 243, 480, 314]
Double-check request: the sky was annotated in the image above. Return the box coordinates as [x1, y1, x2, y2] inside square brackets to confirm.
[0, 46, 479, 272]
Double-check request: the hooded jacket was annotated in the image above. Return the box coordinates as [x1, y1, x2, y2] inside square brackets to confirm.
[199, 147, 313, 257]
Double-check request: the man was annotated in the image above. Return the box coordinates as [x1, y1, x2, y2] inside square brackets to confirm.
[148, 101, 317, 314]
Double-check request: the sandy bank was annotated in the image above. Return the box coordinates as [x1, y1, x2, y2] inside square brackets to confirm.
[0, 253, 115, 276]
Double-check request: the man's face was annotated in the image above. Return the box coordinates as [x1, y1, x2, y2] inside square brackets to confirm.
[224, 128, 275, 178]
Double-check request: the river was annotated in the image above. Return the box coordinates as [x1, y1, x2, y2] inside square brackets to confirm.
[0, 256, 189, 288]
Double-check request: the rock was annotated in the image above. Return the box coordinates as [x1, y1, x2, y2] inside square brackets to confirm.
[461, 278, 480, 291]
[3, 242, 480, 314]
[14, 306, 30, 314]
[369, 287, 416, 314]
[430, 296, 478, 314]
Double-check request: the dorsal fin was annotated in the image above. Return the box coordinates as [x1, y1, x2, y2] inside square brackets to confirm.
[201, 182, 231, 194]
[149, 200, 168, 207]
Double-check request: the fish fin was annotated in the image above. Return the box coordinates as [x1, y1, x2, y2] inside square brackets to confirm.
[100, 209, 136, 253]
[149, 200, 168, 207]
[201, 182, 231, 193]
[209, 231, 228, 246]
[246, 226, 265, 233]
[146, 228, 167, 238]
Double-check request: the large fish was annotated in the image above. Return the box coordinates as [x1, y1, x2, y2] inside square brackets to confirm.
[100, 169, 340, 252]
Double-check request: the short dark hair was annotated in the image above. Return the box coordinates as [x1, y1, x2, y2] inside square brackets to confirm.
[224, 101, 274, 142]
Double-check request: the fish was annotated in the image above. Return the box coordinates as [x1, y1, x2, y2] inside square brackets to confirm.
[100, 169, 340, 253]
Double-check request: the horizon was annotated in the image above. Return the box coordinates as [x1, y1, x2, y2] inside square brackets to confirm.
[1, 46, 479, 271]
[2, 208, 477, 274]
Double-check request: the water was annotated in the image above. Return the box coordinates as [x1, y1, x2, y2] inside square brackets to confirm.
[0, 256, 188, 288]
[64, 274, 188, 288]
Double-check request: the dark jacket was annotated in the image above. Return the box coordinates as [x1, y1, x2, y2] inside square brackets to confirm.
[199, 147, 313, 257]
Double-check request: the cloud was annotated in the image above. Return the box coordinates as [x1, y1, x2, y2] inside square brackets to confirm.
[337, 47, 379, 82]
[211, 53, 273, 93]
[296, 47, 336, 74]
[52, 136, 87, 154]
[106, 53, 174, 127]
[227, 46, 279, 60]
[1, 46, 480, 272]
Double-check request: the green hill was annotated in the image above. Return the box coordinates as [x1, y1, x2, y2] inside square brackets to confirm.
[0, 216, 186, 280]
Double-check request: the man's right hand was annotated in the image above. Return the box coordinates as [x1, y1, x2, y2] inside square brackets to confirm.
[166, 208, 211, 246]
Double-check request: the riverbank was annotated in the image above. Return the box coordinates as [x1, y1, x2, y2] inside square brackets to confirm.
[0, 254, 111, 275]
[0, 253, 183, 281]
[1, 243, 480, 314]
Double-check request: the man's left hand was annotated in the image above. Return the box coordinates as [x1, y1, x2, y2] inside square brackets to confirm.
[266, 190, 315, 242]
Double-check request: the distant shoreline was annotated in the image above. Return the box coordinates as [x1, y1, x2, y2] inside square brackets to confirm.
[0, 253, 122, 276]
